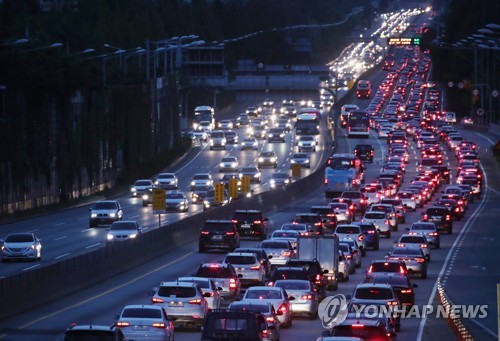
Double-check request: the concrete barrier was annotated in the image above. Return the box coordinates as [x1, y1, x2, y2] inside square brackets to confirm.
[460, 123, 489, 132]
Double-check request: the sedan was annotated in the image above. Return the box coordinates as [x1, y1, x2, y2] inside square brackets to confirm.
[274, 279, 318, 319]
[241, 286, 294, 328]
[258, 151, 278, 168]
[259, 239, 295, 266]
[218, 119, 233, 130]
[407, 222, 440, 249]
[239, 166, 262, 184]
[386, 246, 428, 279]
[219, 156, 239, 172]
[0, 232, 42, 262]
[280, 222, 310, 236]
[106, 221, 143, 244]
[177, 276, 222, 311]
[240, 137, 259, 150]
[154, 173, 179, 190]
[130, 179, 154, 197]
[397, 233, 431, 262]
[290, 153, 311, 168]
[165, 191, 189, 212]
[269, 230, 300, 249]
[269, 172, 292, 189]
[116, 305, 175, 341]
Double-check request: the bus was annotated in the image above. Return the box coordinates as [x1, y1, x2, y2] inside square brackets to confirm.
[347, 110, 370, 138]
[324, 153, 365, 197]
[295, 109, 320, 136]
[193, 106, 215, 131]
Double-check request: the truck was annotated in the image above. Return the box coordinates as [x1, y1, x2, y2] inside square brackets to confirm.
[297, 235, 339, 291]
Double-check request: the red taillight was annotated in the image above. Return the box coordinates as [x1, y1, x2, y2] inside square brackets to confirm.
[415, 258, 425, 263]
[265, 316, 274, 322]
[401, 289, 413, 294]
[253, 220, 262, 224]
[152, 297, 164, 303]
[231, 219, 238, 224]
[300, 232, 310, 236]
[229, 278, 237, 289]
[367, 265, 373, 273]
[324, 178, 328, 185]
[367, 230, 375, 234]
[281, 251, 291, 257]
[385, 219, 390, 225]
[201, 231, 209, 235]
[116, 321, 130, 327]
[152, 322, 166, 328]
[189, 298, 203, 305]
[301, 294, 314, 300]
[267, 282, 274, 286]
[387, 301, 398, 306]
[315, 274, 322, 282]
[360, 199, 365, 204]
[262, 330, 269, 338]
[429, 232, 438, 236]
[445, 215, 451, 221]
[352, 324, 365, 328]
[420, 244, 428, 248]
[358, 235, 364, 241]
[226, 231, 235, 236]
[423, 214, 428, 220]
[457, 200, 463, 206]
[250, 265, 261, 270]
[278, 303, 288, 313]
[345, 254, 351, 259]
[400, 266, 406, 275]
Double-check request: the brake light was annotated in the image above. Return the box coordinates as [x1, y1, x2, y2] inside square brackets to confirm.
[352, 324, 365, 328]
[387, 301, 398, 306]
[152, 322, 166, 328]
[152, 297, 165, 303]
[253, 220, 262, 224]
[116, 321, 130, 327]
[189, 298, 203, 305]
[278, 303, 288, 313]
[229, 278, 237, 289]
[360, 199, 365, 204]
[429, 232, 438, 236]
[455, 207, 460, 212]
[415, 258, 425, 263]
[368, 265, 373, 273]
[231, 219, 238, 224]
[315, 274, 322, 282]
[324, 178, 328, 185]
[367, 230, 375, 234]
[265, 316, 275, 323]
[205, 291, 214, 297]
[267, 282, 274, 286]
[226, 231, 235, 236]
[445, 215, 451, 221]
[301, 294, 314, 300]
[201, 231, 209, 235]
[457, 200, 463, 206]
[397, 243, 405, 247]
[314, 222, 321, 226]
[420, 244, 428, 248]
[385, 219, 390, 225]
[423, 214, 428, 220]
[282, 251, 291, 257]
[358, 235, 364, 241]
[250, 265, 261, 270]
[400, 266, 406, 274]
[401, 289, 413, 294]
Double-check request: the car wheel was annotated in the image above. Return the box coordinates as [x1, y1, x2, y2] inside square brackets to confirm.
[198, 244, 206, 253]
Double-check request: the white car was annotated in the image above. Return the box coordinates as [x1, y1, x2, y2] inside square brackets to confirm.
[397, 233, 431, 262]
[270, 230, 300, 249]
[0, 232, 42, 262]
[297, 135, 316, 152]
[155, 173, 179, 189]
[198, 120, 213, 132]
[241, 286, 294, 327]
[130, 179, 154, 197]
[396, 191, 417, 211]
[218, 119, 234, 130]
[164, 191, 189, 212]
[290, 153, 311, 168]
[116, 305, 175, 341]
[367, 204, 397, 230]
[89, 200, 123, 227]
[260, 239, 296, 266]
[190, 173, 213, 190]
[224, 252, 266, 286]
[106, 221, 143, 244]
[219, 156, 239, 172]
[177, 277, 222, 311]
[362, 211, 391, 238]
[280, 222, 310, 236]
[333, 224, 366, 252]
[240, 137, 259, 150]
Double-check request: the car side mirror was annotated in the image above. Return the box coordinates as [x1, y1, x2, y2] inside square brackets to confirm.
[323, 269, 329, 274]
[288, 296, 295, 301]
[238, 274, 243, 278]
[203, 292, 212, 298]
[217, 287, 223, 291]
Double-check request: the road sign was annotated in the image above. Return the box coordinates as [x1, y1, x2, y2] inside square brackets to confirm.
[447, 81, 454, 88]
[241, 175, 251, 193]
[387, 37, 421, 45]
[476, 108, 484, 116]
[228, 178, 239, 199]
[214, 183, 225, 203]
[291, 163, 301, 177]
[152, 188, 166, 212]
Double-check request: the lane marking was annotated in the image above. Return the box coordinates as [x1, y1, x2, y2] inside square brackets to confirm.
[54, 236, 68, 241]
[85, 243, 100, 249]
[53, 223, 65, 226]
[80, 228, 92, 233]
[55, 253, 71, 260]
[476, 133, 495, 145]
[23, 264, 40, 271]
[19, 250, 196, 329]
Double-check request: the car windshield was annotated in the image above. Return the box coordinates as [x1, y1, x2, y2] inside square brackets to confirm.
[400, 236, 426, 243]
[232, 212, 260, 220]
[272, 173, 289, 179]
[355, 287, 393, 300]
[281, 224, 306, 231]
[225, 256, 256, 265]
[335, 226, 360, 234]
[261, 152, 275, 157]
[411, 224, 434, 231]
[275, 281, 310, 290]
[157, 286, 196, 298]
[230, 303, 270, 313]
[330, 203, 348, 210]
[110, 222, 137, 231]
[392, 248, 422, 256]
[370, 206, 391, 213]
[332, 325, 390, 339]
[364, 213, 386, 219]
[222, 158, 236, 162]
[5, 234, 34, 243]
[92, 202, 117, 210]
[197, 266, 233, 278]
[426, 208, 447, 215]
[246, 289, 282, 299]
[121, 308, 161, 319]
[261, 241, 289, 249]
[342, 192, 362, 199]
[293, 154, 307, 159]
[134, 180, 151, 186]
[202, 223, 233, 232]
[193, 174, 210, 180]
[295, 215, 319, 223]
[166, 193, 184, 199]
[158, 174, 174, 179]
[241, 167, 258, 173]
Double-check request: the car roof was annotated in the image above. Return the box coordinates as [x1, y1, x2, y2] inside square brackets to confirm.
[226, 252, 257, 258]
[159, 281, 198, 288]
[355, 283, 393, 289]
[66, 324, 118, 332]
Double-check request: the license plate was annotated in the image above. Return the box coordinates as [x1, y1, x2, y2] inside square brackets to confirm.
[133, 325, 149, 330]
[169, 302, 184, 307]
[241, 224, 251, 229]
[212, 235, 223, 240]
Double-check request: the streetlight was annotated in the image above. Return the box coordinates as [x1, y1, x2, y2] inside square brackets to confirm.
[18, 42, 63, 54]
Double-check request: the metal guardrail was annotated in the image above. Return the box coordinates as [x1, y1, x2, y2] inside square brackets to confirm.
[436, 279, 475, 340]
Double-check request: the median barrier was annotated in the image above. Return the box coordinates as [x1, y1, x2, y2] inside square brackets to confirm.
[460, 123, 489, 132]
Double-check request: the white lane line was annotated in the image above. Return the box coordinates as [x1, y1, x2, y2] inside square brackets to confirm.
[53, 222, 65, 226]
[129, 215, 139, 219]
[54, 236, 68, 241]
[417, 161, 491, 340]
[476, 133, 495, 145]
[55, 253, 71, 260]
[28, 229, 39, 233]
[173, 143, 207, 173]
[85, 243, 101, 249]
[23, 264, 40, 271]
[80, 228, 93, 233]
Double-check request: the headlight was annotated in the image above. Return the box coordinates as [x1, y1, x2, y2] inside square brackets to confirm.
[109, 213, 116, 218]
[258, 158, 264, 162]
[142, 194, 149, 200]
[280, 133, 285, 137]
[107, 234, 114, 240]
[210, 140, 214, 145]
[291, 160, 296, 163]
[271, 157, 276, 162]
[129, 233, 138, 239]
[305, 159, 310, 163]
[221, 140, 226, 145]
[220, 163, 225, 167]
[154, 181, 160, 185]
[91, 213, 97, 218]
[191, 181, 196, 186]
[131, 187, 137, 192]
[254, 173, 260, 178]
[30, 245, 35, 250]
[284, 180, 290, 184]
[270, 180, 276, 184]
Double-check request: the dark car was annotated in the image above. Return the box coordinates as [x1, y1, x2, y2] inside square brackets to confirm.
[310, 205, 338, 230]
[435, 198, 464, 220]
[422, 206, 452, 234]
[292, 213, 324, 235]
[364, 273, 417, 309]
[354, 144, 374, 163]
[324, 314, 396, 340]
[231, 210, 268, 240]
[201, 310, 271, 341]
[62, 324, 126, 341]
[367, 259, 408, 276]
[359, 221, 379, 251]
[286, 259, 328, 301]
[199, 220, 240, 253]
[431, 165, 451, 184]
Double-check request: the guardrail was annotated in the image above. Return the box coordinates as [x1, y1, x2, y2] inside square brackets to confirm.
[459, 123, 490, 132]
[436, 279, 475, 340]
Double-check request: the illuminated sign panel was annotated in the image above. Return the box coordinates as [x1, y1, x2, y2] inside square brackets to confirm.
[387, 37, 421, 45]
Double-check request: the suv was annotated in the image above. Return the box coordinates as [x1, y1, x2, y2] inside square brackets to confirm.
[310, 205, 338, 230]
[201, 310, 270, 341]
[198, 220, 240, 252]
[367, 260, 408, 276]
[422, 206, 452, 234]
[286, 259, 328, 301]
[89, 200, 123, 227]
[224, 252, 266, 286]
[231, 210, 268, 240]
[209, 130, 227, 150]
[292, 213, 325, 235]
[340, 191, 368, 214]
[62, 324, 126, 341]
[258, 151, 278, 168]
[334, 224, 366, 254]
[354, 144, 374, 163]
[195, 263, 242, 302]
[150, 281, 209, 329]
[268, 266, 310, 286]
[234, 247, 272, 278]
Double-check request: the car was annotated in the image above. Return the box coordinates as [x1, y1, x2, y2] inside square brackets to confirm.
[396, 190, 417, 211]
[239, 166, 262, 184]
[310, 205, 338, 231]
[338, 242, 358, 275]
[241, 137, 259, 150]
[341, 237, 363, 265]
[0, 232, 42, 262]
[397, 233, 431, 262]
[324, 313, 396, 340]
[259, 239, 295, 267]
[224, 252, 266, 286]
[187, 130, 208, 142]
[130, 179, 154, 197]
[386, 246, 428, 278]
[290, 152, 311, 169]
[150, 281, 209, 329]
[116, 305, 175, 341]
[190, 173, 213, 191]
[285, 259, 328, 301]
[340, 191, 368, 215]
[367, 204, 398, 231]
[362, 211, 391, 238]
[201, 310, 271, 341]
[194, 262, 242, 303]
[237, 113, 251, 126]
[202, 188, 231, 211]
[408, 222, 440, 249]
[367, 259, 408, 276]
[224, 130, 239, 144]
[333, 224, 365, 253]
[219, 156, 239, 172]
[275, 117, 292, 131]
[198, 219, 240, 253]
[274, 279, 319, 319]
[198, 120, 213, 132]
[106, 221, 143, 244]
[154, 173, 179, 189]
[380, 198, 406, 224]
[269, 230, 300, 249]
[176, 277, 222, 311]
[361, 185, 382, 205]
[191, 185, 213, 205]
[218, 119, 234, 130]
[89, 200, 123, 227]
[297, 135, 316, 152]
[164, 190, 189, 212]
[62, 324, 126, 341]
[280, 222, 310, 236]
[293, 213, 325, 235]
[241, 286, 294, 327]
[234, 247, 273, 278]
[435, 198, 464, 220]
[209, 130, 227, 150]
[354, 144, 374, 163]
[258, 151, 278, 168]
[360, 221, 380, 251]
[228, 301, 281, 341]
[251, 126, 268, 140]
[231, 209, 268, 240]
[328, 202, 353, 223]
[422, 206, 452, 234]
[269, 172, 292, 189]
[268, 128, 286, 143]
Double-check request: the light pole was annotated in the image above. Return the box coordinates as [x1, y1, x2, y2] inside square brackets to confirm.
[18, 42, 63, 54]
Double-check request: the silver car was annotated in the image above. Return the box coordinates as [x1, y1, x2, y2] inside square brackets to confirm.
[164, 191, 189, 212]
[397, 233, 431, 262]
[396, 190, 417, 211]
[219, 156, 239, 172]
[177, 277, 222, 311]
[194, 262, 242, 303]
[131, 179, 154, 197]
[0, 232, 42, 262]
[274, 279, 318, 320]
[290, 153, 311, 168]
[270, 172, 292, 189]
[240, 137, 259, 150]
[297, 135, 316, 152]
[241, 286, 294, 327]
[270, 230, 300, 249]
[89, 200, 123, 227]
[116, 304, 175, 341]
[362, 211, 391, 238]
[340, 238, 362, 267]
[260, 239, 295, 266]
[155, 173, 179, 189]
[386, 246, 428, 278]
[224, 252, 266, 286]
[408, 222, 440, 249]
[106, 221, 143, 244]
[280, 223, 310, 236]
[338, 242, 356, 275]
[150, 281, 209, 329]
[190, 173, 213, 191]
[328, 202, 353, 223]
